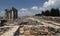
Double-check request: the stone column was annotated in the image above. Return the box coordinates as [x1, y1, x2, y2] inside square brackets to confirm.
[9, 11, 12, 20]
[5, 9, 9, 20]
[7, 11, 11, 20]
[12, 9, 18, 20]
[16, 10, 18, 19]
[14, 10, 18, 19]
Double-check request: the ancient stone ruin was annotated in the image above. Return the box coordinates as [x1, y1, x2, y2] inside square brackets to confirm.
[4, 7, 18, 21]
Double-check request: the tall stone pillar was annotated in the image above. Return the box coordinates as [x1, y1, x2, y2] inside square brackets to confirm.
[16, 10, 18, 18]
[5, 9, 9, 20]
[9, 11, 12, 20]
[13, 9, 18, 19]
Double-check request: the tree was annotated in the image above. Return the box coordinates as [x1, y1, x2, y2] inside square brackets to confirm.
[55, 8, 59, 16]
[50, 8, 59, 16]
[35, 13, 42, 16]
[35, 8, 60, 16]
[44, 10, 50, 16]
[50, 8, 55, 16]
[42, 11, 45, 15]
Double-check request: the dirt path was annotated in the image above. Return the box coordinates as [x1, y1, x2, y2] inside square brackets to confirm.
[1, 25, 19, 36]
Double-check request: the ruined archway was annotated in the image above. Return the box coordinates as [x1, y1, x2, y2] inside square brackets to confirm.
[5, 7, 18, 21]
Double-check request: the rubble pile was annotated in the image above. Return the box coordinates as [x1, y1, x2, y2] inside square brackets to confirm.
[16, 25, 59, 36]
[42, 16, 60, 23]
[18, 17, 43, 25]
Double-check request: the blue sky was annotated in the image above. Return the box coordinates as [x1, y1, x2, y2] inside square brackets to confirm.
[0, 0, 60, 16]
[0, 0, 47, 10]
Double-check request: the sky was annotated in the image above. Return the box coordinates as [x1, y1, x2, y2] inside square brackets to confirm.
[0, 0, 60, 16]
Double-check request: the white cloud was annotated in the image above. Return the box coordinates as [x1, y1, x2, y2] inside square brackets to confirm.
[18, 8, 33, 16]
[31, 6, 39, 10]
[43, 0, 55, 8]
[20, 8, 27, 11]
[32, 0, 60, 12]
[43, 0, 60, 9]
[0, 10, 5, 16]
